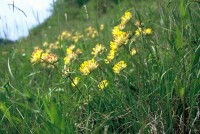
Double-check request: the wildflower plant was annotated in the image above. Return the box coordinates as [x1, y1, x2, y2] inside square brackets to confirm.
[91, 44, 105, 57]
[98, 80, 108, 90]
[112, 60, 127, 74]
[30, 48, 43, 64]
[79, 59, 99, 75]
[23, 2, 200, 133]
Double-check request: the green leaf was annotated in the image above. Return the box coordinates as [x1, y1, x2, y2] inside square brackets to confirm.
[174, 77, 185, 101]
[0, 102, 14, 125]
[175, 27, 182, 49]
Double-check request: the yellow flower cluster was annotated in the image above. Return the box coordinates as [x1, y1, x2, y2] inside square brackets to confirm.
[62, 65, 70, 77]
[30, 48, 43, 64]
[41, 53, 58, 64]
[135, 27, 152, 36]
[85, 26, 98, 38]
[58, 30, 84, 43]
[112, 26, 129, 45]
[42, 41, 61, 53]
[100, 24, 104, 30]
[57, 25, 101, 43]
[72, 32, 84, 43]
[79, 59, 99, 75]
[105, 45, 116, 64]
[119, 11, 132, 30]
[30, 47, 58, 65]
[130, 48, 137, 56]
[58, 31, 72, 41]
[91, 44, 105, 57]
[98, 80, 108, 90]
[71, 77, 80, 87]
[112, 61, 127, 74]
[64, 45, 82, 65]
[105, 12, 132, 64]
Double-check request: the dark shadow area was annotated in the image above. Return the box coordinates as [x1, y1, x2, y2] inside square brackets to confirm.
[0, 38, 15, 45]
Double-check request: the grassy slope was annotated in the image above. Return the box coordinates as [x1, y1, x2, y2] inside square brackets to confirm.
[0, 0, 199, 133]
[0, 0, 159, 78]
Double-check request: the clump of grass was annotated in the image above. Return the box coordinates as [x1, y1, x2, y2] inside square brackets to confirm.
[0, 0, 199, 133]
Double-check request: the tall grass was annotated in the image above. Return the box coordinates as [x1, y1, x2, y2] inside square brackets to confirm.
[0, 0, 199, 133]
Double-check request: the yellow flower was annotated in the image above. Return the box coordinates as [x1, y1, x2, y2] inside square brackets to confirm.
[105, 49, 116, 64]
[113, 32, 129, 46]
[135, 27, 142, 36]
[45, 49, 51, 53]
[110, 41, 118, 51]
[42, 41, 49, 47]
[100, 24, 104, 30]
[64, 45, 80, 65]
[118, 23, 126, 30]
[80, 59, 99, 75]
[130, 48, 137, 56]
[91, 44, 105, 57]
[64, 53, 77, 65]
[121, 11, 132, 24]
[64, 56, 71, 65]
[98, 80, 108, 90]
[68, 52, 77, 60]
[62, 65, 70, 77]
[30, 48, 43, 64]
[66, 45, 75, 55]
[72, 32, 84, 43]
[41, 52, 49, 62]
[43, 53, 58, 64]
[75, 48, 82, 55]
[58, 31, 72, 40]
[143, 28, 152, 35]
[85, 26, 98, 38]
[112, 26, 123, 38]
[113, 61, 127, 73]
[71, 77, 80, 87]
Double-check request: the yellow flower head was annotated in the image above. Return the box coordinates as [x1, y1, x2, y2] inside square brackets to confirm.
[42, 41, 49, 47]
[41, 52, 49, 62]
[58, 31, 72, 40]
[75, 48, 83, 55]
[85, 26, 98, 38]
[30, 48, 43, 64]
[118, 23, 126, 30]
[100, 24, 104, 30]
[71, 77, 80, 87]
[98, 80, 108, 90]
[43, 53, 58, 64]
[80, 59, 99, 75]
[135, 27, 142, 36]
[62, 65, 70, 77]
[64, 56, 71, 65]
[91, 44, 105, 57]
[105, 49, 116, 64]
[143, 28, 152, 35]
[110, 41, 118, 51]
[130, 48, 137, 56]
[72, 32, 84, 43]
[66, 45, 75, 55]
[121, 11, 132, 24]
[64, 53, 77, 65]
[113, 61, 127, 73]
[112, 26, 124, 38]
[113, 32, 129, 46]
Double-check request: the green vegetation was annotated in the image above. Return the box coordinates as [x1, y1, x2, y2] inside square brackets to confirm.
[0, 0, 199, 133]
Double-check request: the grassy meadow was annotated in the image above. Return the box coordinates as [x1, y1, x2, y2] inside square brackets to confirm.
[0, 0, 199, 133]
